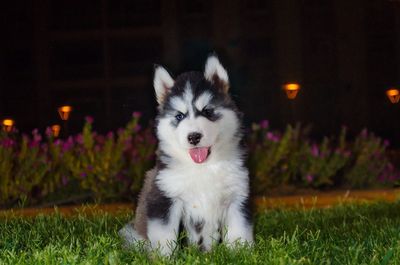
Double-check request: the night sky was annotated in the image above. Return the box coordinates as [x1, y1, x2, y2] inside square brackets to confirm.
[1, 0, 399, 146]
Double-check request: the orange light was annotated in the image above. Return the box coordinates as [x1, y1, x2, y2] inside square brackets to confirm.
[283, 83, 301, 99]
[51, 124, 61, 137]
[58, 105, 72, 120]
[386, 88, 400, 104]
[2, 119, 15, 132]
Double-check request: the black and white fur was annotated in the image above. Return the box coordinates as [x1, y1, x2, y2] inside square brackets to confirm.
[119, 55, 253, 255]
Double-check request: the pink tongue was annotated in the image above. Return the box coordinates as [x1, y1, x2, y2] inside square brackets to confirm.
[189, 147, 210, 163]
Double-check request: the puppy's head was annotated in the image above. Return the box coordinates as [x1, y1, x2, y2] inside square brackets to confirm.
[154, 56, 242, 164]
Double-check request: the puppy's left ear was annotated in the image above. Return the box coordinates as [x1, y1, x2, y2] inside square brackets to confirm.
[154, 65, 175, 105]
[204, 55, 229, 94]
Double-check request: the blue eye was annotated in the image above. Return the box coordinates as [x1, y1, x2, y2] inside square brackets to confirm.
[175, 113, 185, 121]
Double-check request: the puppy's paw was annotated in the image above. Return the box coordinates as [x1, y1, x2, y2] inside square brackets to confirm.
[118, 223, 146, 248]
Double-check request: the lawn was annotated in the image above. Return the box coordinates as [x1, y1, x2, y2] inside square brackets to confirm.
[1, 202, 400, 264]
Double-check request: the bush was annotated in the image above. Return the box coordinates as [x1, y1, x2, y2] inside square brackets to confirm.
[248, 121, 399, 193]
[0, 113, 156, 207]
[0, 117, 398, 207]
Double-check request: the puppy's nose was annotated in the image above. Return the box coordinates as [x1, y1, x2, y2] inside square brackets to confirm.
[187, 132, 202, 146]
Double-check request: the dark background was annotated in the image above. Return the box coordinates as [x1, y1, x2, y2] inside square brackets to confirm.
[1, 0, 399, 146]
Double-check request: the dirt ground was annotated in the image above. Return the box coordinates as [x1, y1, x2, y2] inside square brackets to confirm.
[1, 189, 399, 217]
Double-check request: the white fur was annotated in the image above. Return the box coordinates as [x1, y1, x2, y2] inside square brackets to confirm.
[169, 82, 195, 115]
[194, 91, 213, 111]
[182, 82, 194, 107]
[155, 82, 252, 251]
[156, 160, 251, 250]
[147, 199, 183, 255]
[170, 96, 188, 114]
[154, 66, 174, 104]
[118, 224, 145, 247]
[204, 56, 229, 85]
[224, 199, 254, 245]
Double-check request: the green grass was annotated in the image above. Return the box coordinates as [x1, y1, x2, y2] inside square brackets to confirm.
[1, 202, 400, 264]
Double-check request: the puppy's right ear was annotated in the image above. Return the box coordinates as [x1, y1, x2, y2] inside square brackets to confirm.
[154, 65, 174, 105]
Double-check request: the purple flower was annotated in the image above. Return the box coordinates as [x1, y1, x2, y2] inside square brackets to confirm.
[0, 138, 15, 148]
[28, 142, 38, 148]
[132, 111, 142, 119]
[377, 163, 400, 183]
[334, 148, 351, 157]
[41, 143, 49, 152]
[259, 120, 269, 129]
[45, 127, 52, 138]
[32, 129, 42, 144]
[372, 150, 383, 159]
[360, 128, 368, 138]
[79, 172, 87, 178]
[383, 139, 390, 147]
[310, 144, 319, 157]
[387, 163, 394, 171]
[378, 174, 386, 182]
[134, 124, 142, 132]
[123, 137, 133, 151]
[343, 150, 351, 157]
[75, 133, 84, 145]
[94, 144, 101, 152]
[306, 174, 314, 183]
[116, 173, 127, 182]
[62, 176, 69, 186]
[106, 131, 114, 140]
[62, 137, 74, 152]
[266, 132, 279, 142]
[85, 116, 94, 124]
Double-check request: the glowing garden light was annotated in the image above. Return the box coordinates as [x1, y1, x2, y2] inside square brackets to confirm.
[58, 105, 72, 120]
[51, 124, 61, 137]
[283, 83, 301, 99]
[2, 119, 15, 132]
[386, 88, 400, 104]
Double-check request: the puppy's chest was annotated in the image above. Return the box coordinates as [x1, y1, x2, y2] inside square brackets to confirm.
[158, 164, 238, 208]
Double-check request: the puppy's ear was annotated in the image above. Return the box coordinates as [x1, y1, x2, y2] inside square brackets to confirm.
[204, 55, 229, 94]
[154, 65, 175, 105]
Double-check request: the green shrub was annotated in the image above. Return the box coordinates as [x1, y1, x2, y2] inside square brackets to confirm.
[0, 113, 156, 206]
[0, 117, 398, 207]
[248, 121, 399, 193]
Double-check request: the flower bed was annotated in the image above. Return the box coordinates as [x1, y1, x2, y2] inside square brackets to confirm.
[0, 115, 399, 208]
[0, 114, 156, 207]
[248, 121, 399, 194]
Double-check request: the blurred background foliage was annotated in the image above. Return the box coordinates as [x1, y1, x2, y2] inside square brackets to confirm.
[0, 115, 398, 208]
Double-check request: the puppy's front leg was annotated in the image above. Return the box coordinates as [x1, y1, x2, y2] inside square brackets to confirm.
[147, 198, 182, 256]
[223, 196, 254, 246]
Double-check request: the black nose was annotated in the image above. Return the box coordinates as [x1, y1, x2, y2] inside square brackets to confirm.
[188, 132, 202, 145]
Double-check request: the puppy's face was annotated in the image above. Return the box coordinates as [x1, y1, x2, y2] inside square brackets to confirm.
[154, 56, 240, 164]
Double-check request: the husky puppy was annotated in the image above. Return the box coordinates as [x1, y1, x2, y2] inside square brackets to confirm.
[119, 55, 253, 255]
